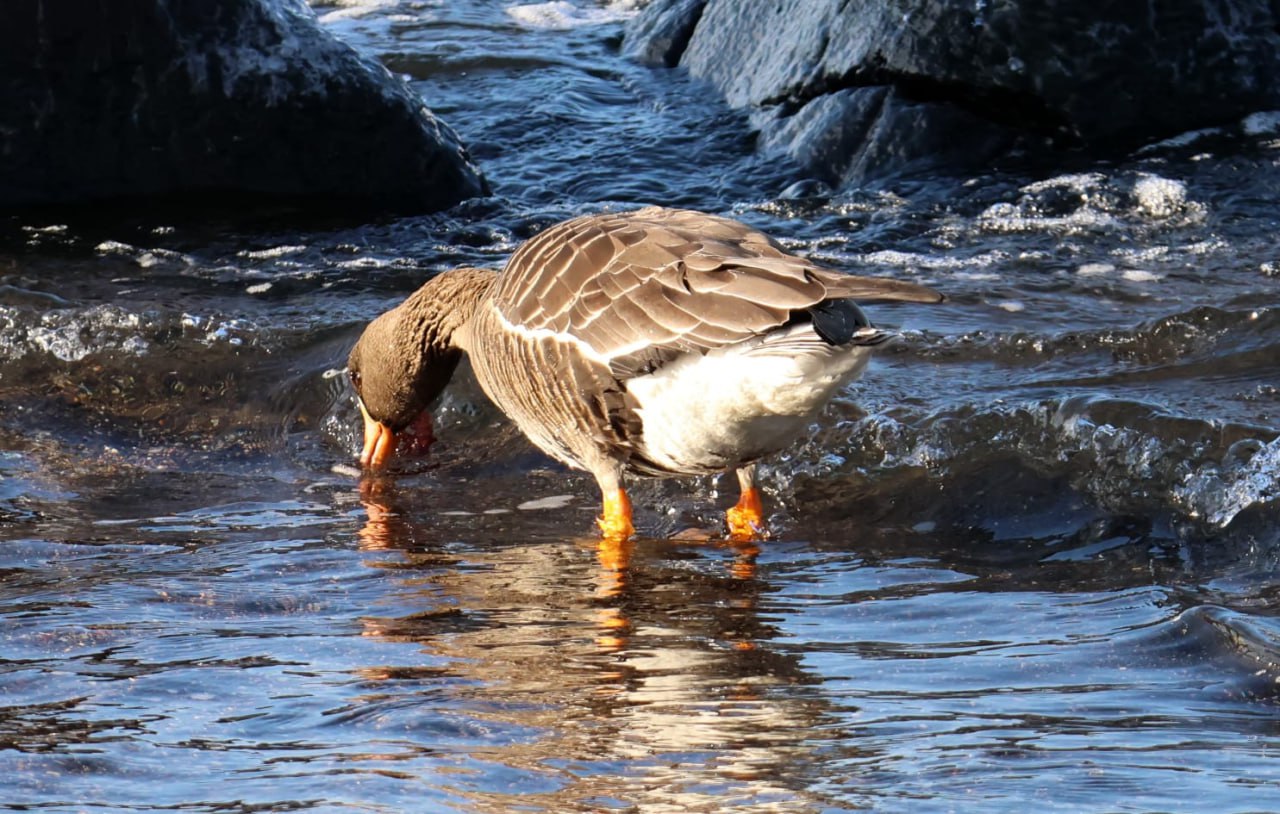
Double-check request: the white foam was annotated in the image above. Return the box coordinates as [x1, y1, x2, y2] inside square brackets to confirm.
[182, 314, 257, 347]
[1021, 172, 1106, 194]
[1077, 262, 1115, 276]
[978, 206, 1120, 234]
[1177, 437, 1280, 527]
[1112, 246, 1170, 264]
[1183, 238, 1229, 255]
[1137, 126, 1221, 153]
[27, 305, 148, 362]
[1121, 269, 1162, 283]
[505, 0, 638, 29]
[95, 240, 135, 255]
[314, 0, 401, 24]
[239, 245, 307, 260]
[859, 249, 1008, 270]
[95, 240, 191, 269]
[1131, 174, 1186, 218]
[517, 494, 576, 510]
[336, 257, 392, 270]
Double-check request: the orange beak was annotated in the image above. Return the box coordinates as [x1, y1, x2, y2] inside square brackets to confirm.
[358, 401, 398, 470]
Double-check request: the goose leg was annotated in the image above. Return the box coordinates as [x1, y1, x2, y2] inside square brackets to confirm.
[594, 468, 635, 541]
[726, 464, 766, 540]
[598, 488, 635, 541]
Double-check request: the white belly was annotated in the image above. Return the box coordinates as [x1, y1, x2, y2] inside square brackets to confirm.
[625, 329, 873, 474]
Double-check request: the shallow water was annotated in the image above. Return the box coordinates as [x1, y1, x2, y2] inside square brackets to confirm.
[2, 1, 1279, 811]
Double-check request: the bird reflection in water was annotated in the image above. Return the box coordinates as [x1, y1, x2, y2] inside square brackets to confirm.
[352, 480, 842, 812]
[355, 476, 402, 551]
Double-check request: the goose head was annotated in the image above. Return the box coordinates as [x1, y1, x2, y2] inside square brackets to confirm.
[347, 266, 496, 469]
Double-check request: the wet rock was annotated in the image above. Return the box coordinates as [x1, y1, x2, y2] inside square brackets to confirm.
[757, 87, 1017, 186]
[623, 0, 707, 67]
[0, 0, 488, 213]
[627, 0, 1280, 184]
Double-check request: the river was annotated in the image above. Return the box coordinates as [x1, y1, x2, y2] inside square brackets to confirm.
[2, 1, 1278, 811]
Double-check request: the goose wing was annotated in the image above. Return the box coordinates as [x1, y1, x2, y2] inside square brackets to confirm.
[491, 207, 941, 377]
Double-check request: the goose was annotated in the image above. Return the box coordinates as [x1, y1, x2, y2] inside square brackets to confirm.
[347, 207, 942, 540]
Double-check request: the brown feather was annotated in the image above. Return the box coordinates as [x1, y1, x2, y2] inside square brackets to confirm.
[493, 207, 940, 376]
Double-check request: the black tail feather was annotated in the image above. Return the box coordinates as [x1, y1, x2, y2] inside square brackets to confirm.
[807, 299, 890, 346]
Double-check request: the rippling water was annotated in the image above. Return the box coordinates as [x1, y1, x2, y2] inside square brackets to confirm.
[2, 1, 1278, 811]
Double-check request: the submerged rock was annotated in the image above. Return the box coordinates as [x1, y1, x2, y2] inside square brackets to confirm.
[0, 0, 487, 213]
[626, 0, 1280, 185]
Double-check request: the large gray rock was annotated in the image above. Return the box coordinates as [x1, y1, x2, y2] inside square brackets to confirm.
[627, 0, 1280, 185]
[0, 0, 488, 212]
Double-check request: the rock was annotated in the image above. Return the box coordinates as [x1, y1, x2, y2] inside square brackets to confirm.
[623, 0, 707, 67]
[627, 0, 1280, 184]
[0, 0, 488, 213]
[756, 88, 887, 186]
[759, 87, 1018, 186]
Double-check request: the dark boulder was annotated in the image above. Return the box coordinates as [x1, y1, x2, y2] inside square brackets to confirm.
[626, 0, 1280, 185]
[756, 86, 1018, 188]
[0, 0, 488, 213]
[623, 0, 707, 68]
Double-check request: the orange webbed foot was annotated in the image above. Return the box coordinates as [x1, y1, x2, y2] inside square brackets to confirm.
[725, 486, 766, 541]
[597, 488, 635, 541]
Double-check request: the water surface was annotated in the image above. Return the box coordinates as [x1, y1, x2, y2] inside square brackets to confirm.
[2, 2, 1278, 811]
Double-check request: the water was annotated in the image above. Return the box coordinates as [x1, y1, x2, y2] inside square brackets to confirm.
[2, 1, 1278, 811]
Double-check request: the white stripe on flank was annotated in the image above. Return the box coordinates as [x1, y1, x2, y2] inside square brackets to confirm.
[491, 306, 662, 364]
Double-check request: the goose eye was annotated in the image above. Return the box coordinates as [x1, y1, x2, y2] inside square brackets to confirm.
[348, 369, 362, 392]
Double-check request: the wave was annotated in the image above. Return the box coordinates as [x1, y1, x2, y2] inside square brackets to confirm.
[779, 394, 1278, 532]
[505, 0, 638, 30]
[899, 305, 1279, 371]
[0, 276, 1273, 538]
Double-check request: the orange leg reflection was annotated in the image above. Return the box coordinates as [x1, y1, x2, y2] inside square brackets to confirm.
[357, 476, 403, 550]
[727, 537, 760, 582]
[594, 534, 634, 652]
[596, 533, 634, 578]
[355, 476, 434, 555]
